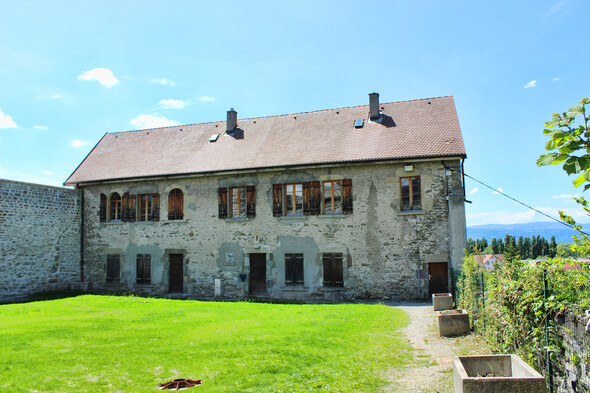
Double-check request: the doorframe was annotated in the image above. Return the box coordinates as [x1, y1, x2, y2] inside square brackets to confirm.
[248, 252, 267, 295]
[427, 261, 449, 297]
[164, 249, 186, 293]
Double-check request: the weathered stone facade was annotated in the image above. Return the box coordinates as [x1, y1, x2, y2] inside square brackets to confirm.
[0, 179, 81, 302]
[81, 159, 466, 300]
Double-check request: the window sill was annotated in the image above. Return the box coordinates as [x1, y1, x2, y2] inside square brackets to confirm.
[318, 213, 348, 219]
[279, 215, 306, 222]
[162, 219, 187, 224]
[318, 286, 346, 292]
[280, 286, 309, 292]
[104, 221, 123, 225]
[397, 210, 425, 216]
[225, 217, 251, 222]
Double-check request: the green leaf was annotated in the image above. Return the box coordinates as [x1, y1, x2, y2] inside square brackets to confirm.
[553, 154, 569, 165]
[573, 172, 586, 187]
[563, 157, 582, 174]
[584, 183, 590, 192]
[545, 139, 556, 150]
[580, 97, 590, 105]
[537, 153, 558, 166]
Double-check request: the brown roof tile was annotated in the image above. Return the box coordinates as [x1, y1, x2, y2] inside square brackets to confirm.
[64, 96, 466, 185]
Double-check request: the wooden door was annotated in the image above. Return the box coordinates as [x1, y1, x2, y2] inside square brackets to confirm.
[428, 262, 448, 297]
[249, 253, 266, 295]
[169, 254, 184, 293]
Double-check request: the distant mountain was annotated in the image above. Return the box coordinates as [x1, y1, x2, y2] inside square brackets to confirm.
[466, 221, 589, 244]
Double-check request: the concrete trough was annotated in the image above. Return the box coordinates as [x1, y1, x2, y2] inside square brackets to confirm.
[432, 292, 453, 311]
[438, 309, 470, 336]
[453, 354, 545, 393]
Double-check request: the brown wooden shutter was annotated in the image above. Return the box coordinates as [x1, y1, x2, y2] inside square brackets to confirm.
[121, 192, 129, 221]
[295, 254, 304, 284]
[303, 182, 311, 215]
[284, 254, 293, 284]
[177, 191, 184, 219]
[151, 193, 160, 221]
[311, 181, 321, 215]
[272, 184, 283, 217]
[168, 192, 175, 220]
[218, 187, 228, 219]
[333, 254, 344, 286]
[342, 179, 353, 214]
[322, 254, 333, 286]
[128, 195, 137, 222]
[246, 186, 256, 218]
[99, 194, 107, 222]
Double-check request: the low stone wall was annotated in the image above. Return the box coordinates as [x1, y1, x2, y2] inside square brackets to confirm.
[0, 179, 81, 302]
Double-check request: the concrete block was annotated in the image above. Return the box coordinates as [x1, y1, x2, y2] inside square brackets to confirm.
[453, 354, 545, 393]
[433, 292, 453, 311]
[438, 309, 470, 336]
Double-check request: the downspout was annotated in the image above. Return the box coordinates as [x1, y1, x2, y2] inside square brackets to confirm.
[78, 185, 85, 282]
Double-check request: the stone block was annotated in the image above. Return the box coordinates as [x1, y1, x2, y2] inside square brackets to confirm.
[438, 309, 470, 336]
[453, 354, 545, 393]
[433, 292, 453, 311]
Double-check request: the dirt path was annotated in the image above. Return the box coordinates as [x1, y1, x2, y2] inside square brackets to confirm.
[384, 302, 490, 393]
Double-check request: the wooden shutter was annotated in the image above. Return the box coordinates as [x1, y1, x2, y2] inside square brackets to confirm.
[121, 192, 129, 221]
[99, 194, 107, 222]
[284, 254, 294, 284]
[311, 181, 321, 215]
[302, 182, 311, 215]
[106, 255, 120, 283]
[128, 195, 137, 222]
[333, 254, 344, 286]
[342, 179, 353, 214]
[168, 189, 184, 220]
[322, 253, 344, 287]
[294, 254, 304, 284]
[137, 254, 151, 284]
[136, 255, 143, 283]
[272, 184, 283, 217]
[322, 254, 333, 286]
[151, 193, 160, 221]
[246, 186, 256, 218]
[218, 187, 228, 219]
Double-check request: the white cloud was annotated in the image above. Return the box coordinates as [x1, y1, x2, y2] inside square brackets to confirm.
[493, 187, 503, 194]
[0, 108, 17, 128]
[467, 206, 590, 226]
[71, 140, 90, 148]
[153, 78, 175, 86]
[552, 77, 560, 82]
[469, 187, 478, 195]
[77, 68, 119, 88]
[34, 125, 48, 130]
[50, 94, 63, 99]
[41, 169, 53, 175]
[524, 80, 537, 89]
[159, 99, 191, 109]
[130, 114, 179, 129]
[553, 193, 580, 200]
[196, 96, 216, 102]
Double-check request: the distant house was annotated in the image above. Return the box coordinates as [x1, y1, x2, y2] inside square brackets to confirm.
[63, 93, 468, 300]
[473, 254, 504, 270]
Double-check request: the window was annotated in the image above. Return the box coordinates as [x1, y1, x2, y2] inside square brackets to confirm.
[110, 193, 122, 221]
[138, 193, 160, 221]
[323, 253, 343, 287]
[284, 183, 303, 216]
[218, 186, 255, 218]
[106, 254, 120, 283]
[284, 253, 304, 285]
[136, 254, 151, 284]
[323, 180, 342, 214]
[400, 176, 421, 211]
[168, 188, 184, 220]
[99, 193, 107, 222]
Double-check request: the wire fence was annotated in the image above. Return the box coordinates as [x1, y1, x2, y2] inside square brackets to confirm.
[452, 266, 590, 393]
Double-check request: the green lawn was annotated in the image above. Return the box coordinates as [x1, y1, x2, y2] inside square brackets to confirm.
[0, 295, 412, 392]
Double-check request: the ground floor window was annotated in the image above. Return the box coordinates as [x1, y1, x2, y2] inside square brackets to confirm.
[322, 253, 344, 287]
[284, 253, 304, 285]
[136, 254, 151, 284]
[106, 254, 120, 283]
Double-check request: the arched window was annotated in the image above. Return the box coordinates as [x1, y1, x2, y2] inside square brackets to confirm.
[110, 193, 122, 221]
[168, 188, 184, 220]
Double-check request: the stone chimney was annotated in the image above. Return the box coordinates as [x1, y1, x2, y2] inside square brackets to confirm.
[226, 108, 237, 133]
[369, 92, 380, 121]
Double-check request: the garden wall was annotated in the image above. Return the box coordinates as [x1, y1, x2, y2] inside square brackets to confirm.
[0, 179, 81, 302]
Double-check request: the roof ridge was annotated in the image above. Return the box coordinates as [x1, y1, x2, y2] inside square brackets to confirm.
[108, 95, 454, 135]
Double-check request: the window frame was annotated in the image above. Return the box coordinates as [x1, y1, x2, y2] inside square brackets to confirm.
[284, 183, 303, 216]
[168, 188, 184, 220]
[138, 194, 153, 221]
[229, 186, 246, 218]
[400, 176, 421, 211]
[322, 180, 343, 214]
[110, 193, 122, 221]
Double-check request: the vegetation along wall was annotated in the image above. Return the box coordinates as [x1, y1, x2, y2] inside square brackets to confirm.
[0, 179, 81, 302]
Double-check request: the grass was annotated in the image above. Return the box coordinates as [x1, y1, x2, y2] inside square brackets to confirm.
[0, 295, 413, 392]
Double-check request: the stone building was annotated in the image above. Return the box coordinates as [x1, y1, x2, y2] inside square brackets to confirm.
[64, 93, 467, 300]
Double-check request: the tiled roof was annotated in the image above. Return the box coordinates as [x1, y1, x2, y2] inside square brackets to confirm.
[64, 96, 466, 185]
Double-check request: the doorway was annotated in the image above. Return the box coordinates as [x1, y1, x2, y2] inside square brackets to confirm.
[169, 254, 184, 293]
[428, 262, 448, 297]
[249, 253, 266, 295]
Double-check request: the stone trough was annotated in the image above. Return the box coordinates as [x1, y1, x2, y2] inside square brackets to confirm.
[453, 354, 545, 393]
[438, 309, 470, 337]
[432, 292, 453, 311]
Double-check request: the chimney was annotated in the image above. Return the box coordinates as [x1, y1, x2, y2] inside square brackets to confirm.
[369, 92, 380, 121]
[226, 108, 237, 133]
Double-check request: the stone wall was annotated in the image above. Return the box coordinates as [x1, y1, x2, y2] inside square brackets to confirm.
[81, 159, 466, 300]
[0, 179, 81, 302]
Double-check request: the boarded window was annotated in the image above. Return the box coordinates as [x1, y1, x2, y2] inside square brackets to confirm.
[323, 180, 343, 214]
[99, 193, 107, 222]
[401, 176, 421, 211]
[168, 188, 184, 220]
[285, 184, 303, 215]
[106, 254, 121, 283]
[218, 187, 228, 218]
[110, 193, 122, 221]
[136, 254, 151, 284]
[272, 184, 283, 217]
[284, 253, 304, 285]
[323, 253, 344, 287]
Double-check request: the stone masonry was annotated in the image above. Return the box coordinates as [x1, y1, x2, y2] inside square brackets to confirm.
[0, 179, 81, 302]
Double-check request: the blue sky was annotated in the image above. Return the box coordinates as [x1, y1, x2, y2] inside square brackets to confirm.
[1, 1, 588, 226]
